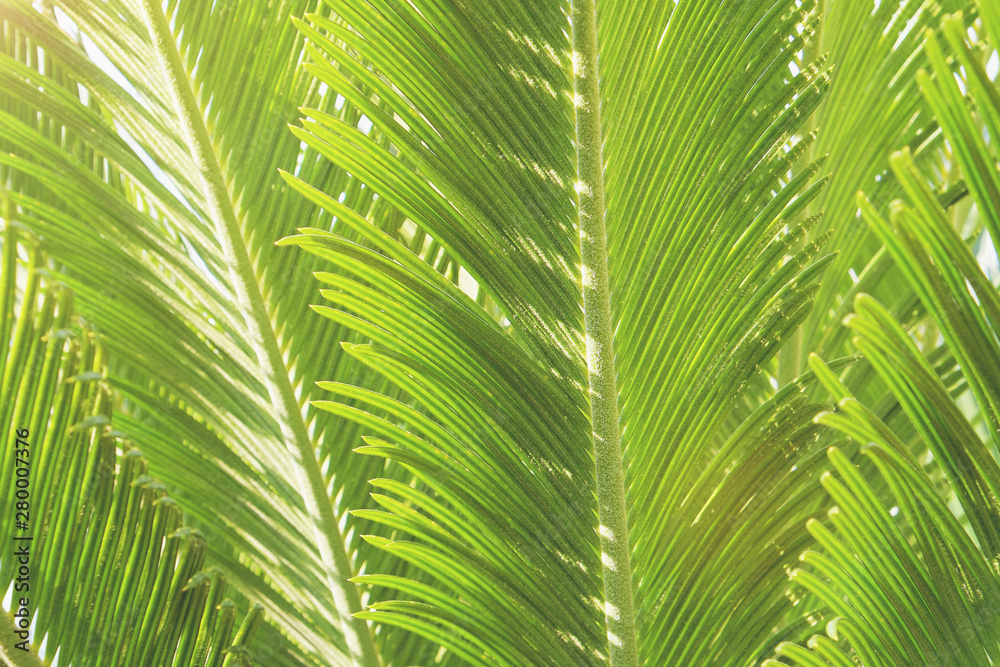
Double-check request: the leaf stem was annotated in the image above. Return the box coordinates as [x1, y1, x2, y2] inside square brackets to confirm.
[571, 1, 639, 665]
[130, 2, 379, 665]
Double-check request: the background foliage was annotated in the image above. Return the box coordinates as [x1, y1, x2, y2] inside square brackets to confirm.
[1, 0, 1000, 665]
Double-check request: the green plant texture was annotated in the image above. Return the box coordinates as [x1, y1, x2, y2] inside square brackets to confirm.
[2, 0, 1000, 665]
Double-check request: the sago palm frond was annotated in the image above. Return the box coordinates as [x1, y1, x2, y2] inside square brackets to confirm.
[776, 12, 1000, 666]
[281, 1, 846, 664]
[0, 0, 408, 662]
[0, 228, 266, 666]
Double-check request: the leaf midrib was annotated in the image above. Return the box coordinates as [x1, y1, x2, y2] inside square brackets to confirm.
[571, 0, 639, 664]
[130, 2, 379, 665]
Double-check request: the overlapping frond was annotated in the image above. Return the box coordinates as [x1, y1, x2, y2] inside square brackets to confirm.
[802, 0, 968, 361]
[775, 15, 1000, 665]
[0, 0, 432, 662]
[0, 228, 267, 666]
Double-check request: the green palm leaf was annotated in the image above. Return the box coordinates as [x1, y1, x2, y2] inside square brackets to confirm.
[779, 14, 1000, 665]
[0, 0, 398, 662]
[3, 0, 1000, 665]
[0, 228, 266, 665]
[282, 1, 843, 664]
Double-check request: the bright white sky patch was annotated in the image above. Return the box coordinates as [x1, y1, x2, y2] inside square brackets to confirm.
[458, 267, 478, 299]
[56, 8, 143, 102]
[976, 230, 1000, 285]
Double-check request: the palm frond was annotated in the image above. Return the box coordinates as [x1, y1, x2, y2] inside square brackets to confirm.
[800, 0, 967, 362]
[0, 227, 266, 665]
[776, 15, 1000, 665]
[0, 0, 425, 661]
[281, 1, 857, 664]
